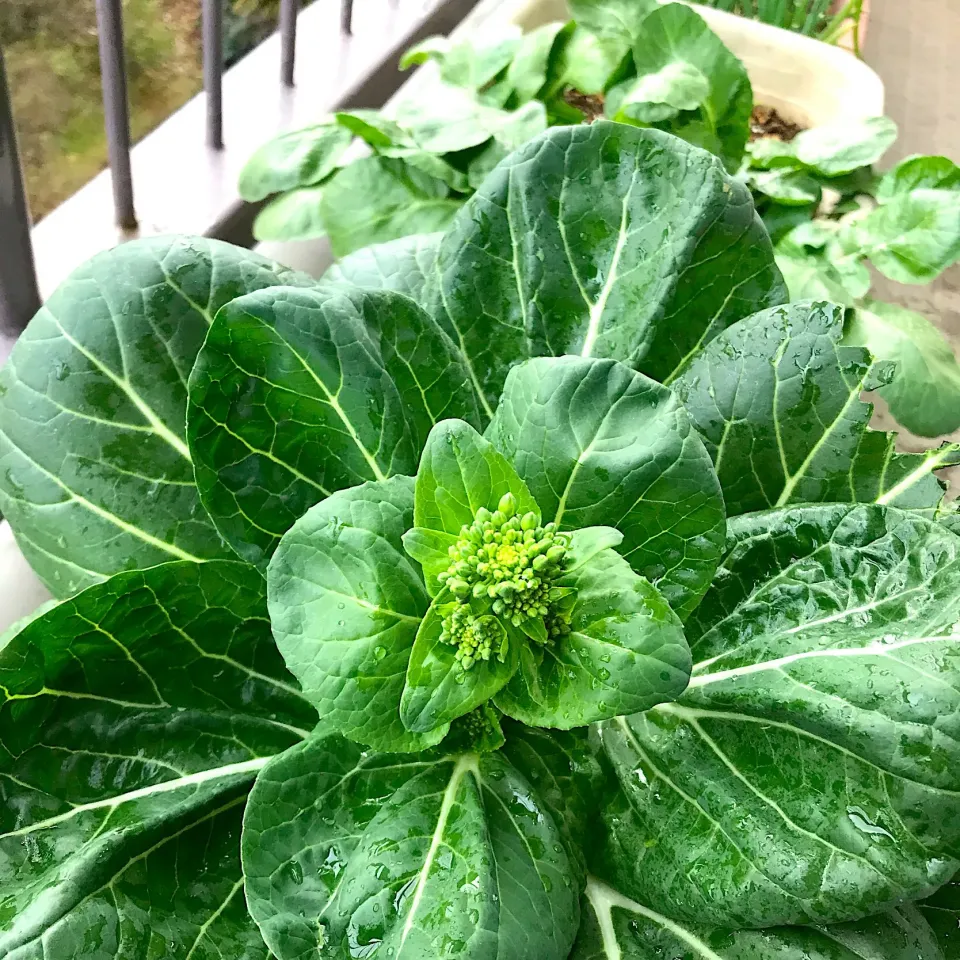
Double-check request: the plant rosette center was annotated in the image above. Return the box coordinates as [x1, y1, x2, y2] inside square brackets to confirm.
[437, 492, 575, 669]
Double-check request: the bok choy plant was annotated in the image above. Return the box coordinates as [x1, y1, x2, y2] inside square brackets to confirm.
[0, 122, 958, 960]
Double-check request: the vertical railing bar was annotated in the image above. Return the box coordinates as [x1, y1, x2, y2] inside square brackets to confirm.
[202, 0, 224, 149]
[0, 48, 42, 335]
[280, 0, 299, 86]
[341, 0, 354, 35]
[94, 0, 137, 230]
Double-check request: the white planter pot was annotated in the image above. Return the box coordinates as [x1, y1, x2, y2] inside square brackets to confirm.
[0, 521, 53, 636]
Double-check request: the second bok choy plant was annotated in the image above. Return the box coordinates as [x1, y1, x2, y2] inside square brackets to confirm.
[0, 122, 958, 960]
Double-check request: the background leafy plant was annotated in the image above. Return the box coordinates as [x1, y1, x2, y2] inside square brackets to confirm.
[240, 0, 960, 442]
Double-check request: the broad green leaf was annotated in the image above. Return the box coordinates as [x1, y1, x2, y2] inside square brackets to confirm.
[495, 527, 691, 728]
[320, 156, 461, 257]
[920, 872, 960, 958]
[792, 116, 898, 177]
[238, 120, 351, 201]
[0, 560, 314, 959]
[267, 476, 445, 753]
[748, 168, 822, 206]
[429, 123, 786, 414]
[506, 21, 572, 103]
[401, 589, 519, 733]
[487, 356, 725, 618]
[616, 3, 753, 171]
[389, 82, 540, 155]
[252, 185, 327, 241]
[499, 721, 606, 880]
[598, 504, 960, 928]
[877, 154, 960, 203]
[187, 285, 479, 567]
[573, 876, 947, 960]
[568, 0, 657, 63]
[323, 232, 441, 304]
[401, 526, 458, 595]
[0, 237, 310, 598]
[466, 101, 549, 189]
[774, 242, 861, 304]
[843, 188, 960, 284]
[555, 25, 619, 96]
[241, 733, 581, 960]
[412, 419, 539, 538]
[846, 301, 960, 436]
[400, 27, 522, 100]
[674, 300, 959, 516]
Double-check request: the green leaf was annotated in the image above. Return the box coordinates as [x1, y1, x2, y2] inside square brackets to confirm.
[573, 876, 947, 960]
[412, 419, 540, 538]
[791, 116, 898, 177]
[499, 721, 606, 880]
[267, 476, 447, 753]
[555, 25, 620, 95]
[568, 0, 657, 63]
[0, 559, 314, 959]
[238, 120, 351, 201]
[674, 300, 958, 516]
[0, 237, 311, 598]
[429, 123, 786, 413]
[187, 285, 479, 567]
[748, 168, 822, 206]
[400, 27, 522, 99]
[322, 232, 441, 305]
[758, 200, 818, 244]
[843, 188, 960, 284]
[876, 154, 960, 203]
[616, 3, 753, 171]
[320, 156, 461, 258]
[598, 503, 960, 928]
[920, 872, 960, 958]
[609, 62, 709, 122]
[252, 185, 327, 241]
[495, 527, 691, 728]
[506, 21, 572, 103]
[466, 101, 549, 189]
[487, 356, 725, 618]
[241, 734, 581, 960]
[846, 301, 960, 436]
[401, 590, 519, 733]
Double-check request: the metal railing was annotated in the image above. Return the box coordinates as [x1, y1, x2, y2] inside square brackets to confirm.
[0, 0, 358, 337]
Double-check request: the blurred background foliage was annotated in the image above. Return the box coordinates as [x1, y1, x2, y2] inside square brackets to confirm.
[1, 0, 287, 220]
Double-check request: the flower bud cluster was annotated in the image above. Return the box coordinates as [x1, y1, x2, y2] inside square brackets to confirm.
[437, 492, 571, 668]
[439, 607, 504, 669]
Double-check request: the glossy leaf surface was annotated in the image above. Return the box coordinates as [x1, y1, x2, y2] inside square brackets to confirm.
[495, 527, 690, 728]
[321, 157, 461, 257]
[238, 120, 351, 201]
[920, 872, 960, 958]
[573, 876, 947, 960]
[0, 560, 314, 959]
[599, 504, 960, 928]
[429, 123, 785, 413]
[674, 300, 958, 516]
[188, 285, 478, 567]
[486, 356, 725, 617]
[241, 733, 581, 960]
[323, 232, 442, 304]
[412, 419, 539, 539]
[876, 154, 960, 202]
[268, 476, 444, 753]
[0, 237, 310, 597]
